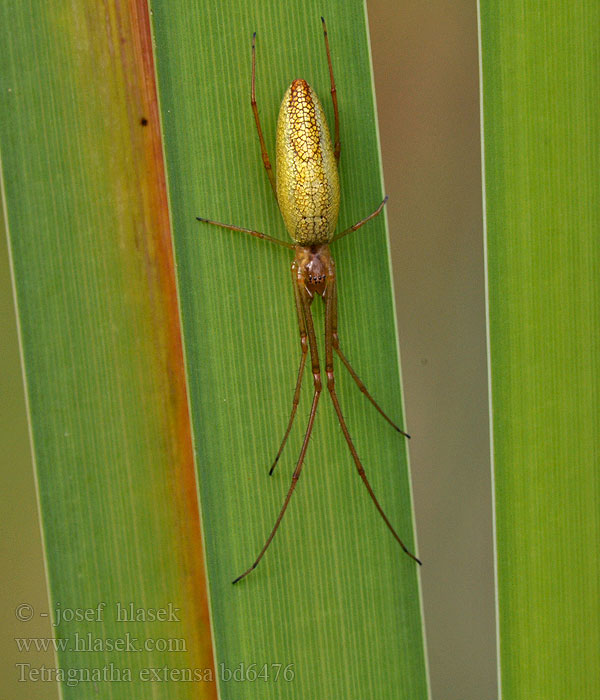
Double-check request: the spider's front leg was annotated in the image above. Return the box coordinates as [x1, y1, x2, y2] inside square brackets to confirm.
[232, 258, 323, 584]
[269, 261, 309, 475]
[323, 263, 421, 566]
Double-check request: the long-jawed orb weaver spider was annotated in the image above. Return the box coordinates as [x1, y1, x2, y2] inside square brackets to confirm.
[197, 18, 421, 584]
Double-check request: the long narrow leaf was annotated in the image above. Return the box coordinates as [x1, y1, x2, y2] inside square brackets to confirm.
[480, 3, 600, 697]
[151, 0, 428, 698]
[1, 2, 216, 698]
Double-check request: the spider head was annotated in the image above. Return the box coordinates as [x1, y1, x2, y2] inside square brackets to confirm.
[303, 246, 333, 297]
[305, 262, 327, 296]
[294, 244, 334, 298]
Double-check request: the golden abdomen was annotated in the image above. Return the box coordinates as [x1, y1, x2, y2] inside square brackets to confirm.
[275, 79, 340, 245]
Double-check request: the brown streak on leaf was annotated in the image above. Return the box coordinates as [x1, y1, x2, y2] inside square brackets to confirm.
[114, 0, 217, 693]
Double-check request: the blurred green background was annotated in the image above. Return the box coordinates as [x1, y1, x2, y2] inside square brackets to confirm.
[1, 1, 492, 699]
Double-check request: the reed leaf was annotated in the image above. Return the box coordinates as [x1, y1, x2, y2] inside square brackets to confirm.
[1, 2, 215, 697]
[480, 3, 600, 697]
[150, 0, 428, 697]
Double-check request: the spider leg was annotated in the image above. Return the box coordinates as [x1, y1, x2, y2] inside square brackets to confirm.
[329, 272, 409, 437]
[269, 262, 309, 475]
[321, 17, 340, 162]
[251, 32, 277, 196]
[196, 217, 293, 249]
[324, 275, 421, 565]
[233, 277, 322, 583]
[331, 196, 388, 243]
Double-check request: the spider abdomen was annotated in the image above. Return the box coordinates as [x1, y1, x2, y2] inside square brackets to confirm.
[276, 79, 340, 245]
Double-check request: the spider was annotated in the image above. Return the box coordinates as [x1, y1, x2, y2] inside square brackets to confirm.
[197, 18, 420, 583]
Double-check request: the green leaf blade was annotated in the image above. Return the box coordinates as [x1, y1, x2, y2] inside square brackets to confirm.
[480, 2, 600, 697]
[1, 3, 216, 697]
[151, 1, 428, 698]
